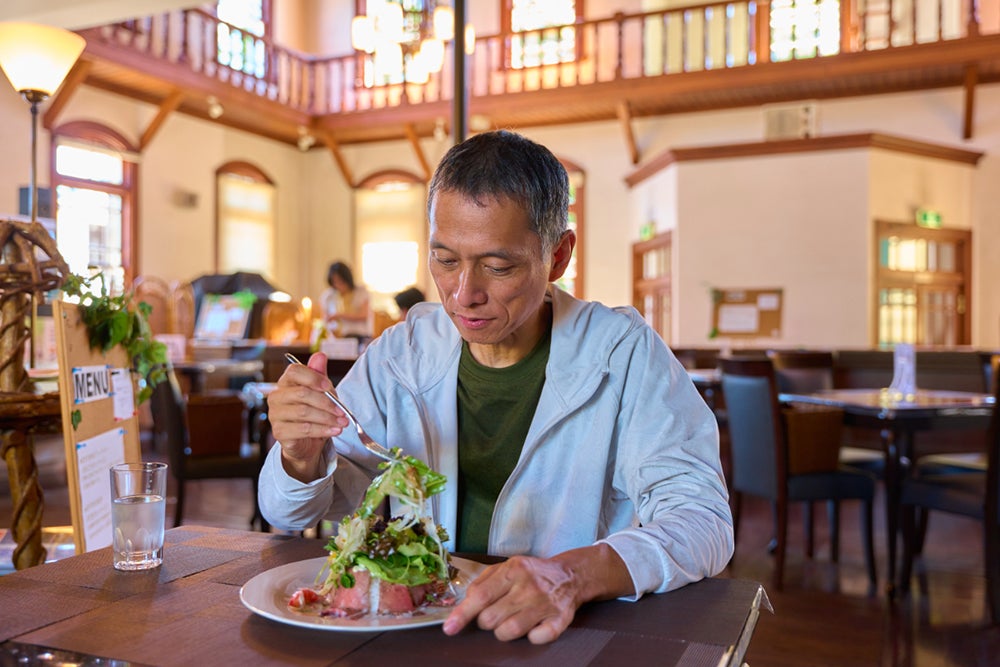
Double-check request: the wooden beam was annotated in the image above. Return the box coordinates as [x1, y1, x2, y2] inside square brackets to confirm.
[140, 89, 184, 151]
[617, 101, 639, 165]
[962, 64, 977, 140]
[42, 58, 91, 130]
[404, 124, 432, 181]
[320, 130, 356, 188]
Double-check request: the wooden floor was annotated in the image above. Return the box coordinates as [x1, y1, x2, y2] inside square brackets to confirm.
[2, 438, 998, 666]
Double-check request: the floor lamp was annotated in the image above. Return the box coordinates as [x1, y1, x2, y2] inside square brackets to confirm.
[0, 22, 86, 224]
[0, 22, 85, 368]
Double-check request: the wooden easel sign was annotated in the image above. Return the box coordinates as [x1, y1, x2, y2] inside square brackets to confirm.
[53, 301, 141, 554]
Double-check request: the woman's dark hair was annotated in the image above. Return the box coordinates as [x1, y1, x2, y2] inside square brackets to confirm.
[427, 130, 569, 254]
[327, 261, 355, 290]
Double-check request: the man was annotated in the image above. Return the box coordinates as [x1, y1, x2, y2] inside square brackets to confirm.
[260, 130, 733, 644]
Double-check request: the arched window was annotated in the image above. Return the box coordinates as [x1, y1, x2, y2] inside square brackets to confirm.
[215, 161, 276, 279]
[502, 0, 582, 69]
[51, 121, 138, 294]
[355, 169, 427, 304]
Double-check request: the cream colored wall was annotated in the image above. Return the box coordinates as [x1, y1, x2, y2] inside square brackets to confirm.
[868, 151, 975, 228]
[673, 151, 871, 348]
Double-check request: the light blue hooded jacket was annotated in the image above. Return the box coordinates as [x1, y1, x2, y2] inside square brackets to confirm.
[259, 286, 734, 598]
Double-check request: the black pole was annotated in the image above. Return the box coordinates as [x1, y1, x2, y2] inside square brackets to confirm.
[451, 0, 468, 144]
[29, 96, 40, 223]
[25, 91, 45, 369]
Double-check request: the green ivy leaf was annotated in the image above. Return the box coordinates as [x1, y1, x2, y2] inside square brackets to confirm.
[60, 273, 168, 406]
[71, 409, 82, 430]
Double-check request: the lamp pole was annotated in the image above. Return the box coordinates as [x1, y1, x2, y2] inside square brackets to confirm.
[24, 90, 45, 223]
[451, 0, 467, 144]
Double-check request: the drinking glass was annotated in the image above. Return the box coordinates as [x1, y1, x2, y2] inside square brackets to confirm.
[110, 462, 167, 571]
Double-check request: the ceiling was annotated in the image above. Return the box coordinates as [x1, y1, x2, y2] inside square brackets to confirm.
[0, 0, 194, 30]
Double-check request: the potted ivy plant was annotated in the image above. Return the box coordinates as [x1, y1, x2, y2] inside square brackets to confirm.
[60, 273, 168, 405]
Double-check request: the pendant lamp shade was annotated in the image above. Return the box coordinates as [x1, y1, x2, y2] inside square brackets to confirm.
[0, 22, 86, 97]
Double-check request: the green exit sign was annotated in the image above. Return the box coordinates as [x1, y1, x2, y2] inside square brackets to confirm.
[915, 208, 942, 228]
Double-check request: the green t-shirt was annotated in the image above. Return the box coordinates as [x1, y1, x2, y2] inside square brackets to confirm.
[456, 329, 551, 553]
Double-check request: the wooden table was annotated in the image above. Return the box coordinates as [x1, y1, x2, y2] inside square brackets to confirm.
[172, 359, 265, 393]
[779, 388, 995, 592]
[0, 526, 769, 666]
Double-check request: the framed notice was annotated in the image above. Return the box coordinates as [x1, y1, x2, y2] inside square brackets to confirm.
[53, 301, 142, 554]
[711, 288, 783, 338]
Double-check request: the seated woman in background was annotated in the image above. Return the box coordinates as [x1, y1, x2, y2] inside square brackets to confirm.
[393, 286, 425, 321]
[320, 261, 372, 340]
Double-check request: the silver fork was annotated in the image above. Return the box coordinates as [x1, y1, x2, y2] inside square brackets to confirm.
[283, 353, 395, 462]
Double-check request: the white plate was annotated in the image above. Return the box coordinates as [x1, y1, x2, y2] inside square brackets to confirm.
[240, 555, 484, 632]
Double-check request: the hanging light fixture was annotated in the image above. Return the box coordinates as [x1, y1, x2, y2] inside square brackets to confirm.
[0, 22, 86, 223]
[351, 1, 473, 83]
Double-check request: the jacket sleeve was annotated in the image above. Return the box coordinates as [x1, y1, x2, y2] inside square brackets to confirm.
[599, 327, 735, 598]
[257, 437, 376, 531]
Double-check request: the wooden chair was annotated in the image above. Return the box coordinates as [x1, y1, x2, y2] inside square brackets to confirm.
[720, 356, 877, 591]
[769, 350, 885, 474]
[261, 300, 303, 344]
[169, 281, 196, 338]
[132, 275, 172, 336]
[899, 355, 999, 624]
[150, 367, 267, 530]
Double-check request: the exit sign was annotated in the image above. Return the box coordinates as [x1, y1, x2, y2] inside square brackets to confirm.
[915, 208, 942, 228]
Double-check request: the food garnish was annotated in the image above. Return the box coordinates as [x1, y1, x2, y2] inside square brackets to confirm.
[289, 447, 456, 617]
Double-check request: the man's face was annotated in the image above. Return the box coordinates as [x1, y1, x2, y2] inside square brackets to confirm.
[428, 190, 573, 367]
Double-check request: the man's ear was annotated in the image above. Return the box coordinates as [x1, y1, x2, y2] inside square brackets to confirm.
[547, 230, 577, 282]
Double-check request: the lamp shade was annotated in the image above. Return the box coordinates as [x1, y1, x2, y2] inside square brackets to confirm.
[0, 22, 85, 97]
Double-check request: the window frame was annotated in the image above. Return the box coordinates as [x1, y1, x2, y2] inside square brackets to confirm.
[50, 120, 139, 288]
[215, 160, 276, 277]
[501, 0, 584, 69]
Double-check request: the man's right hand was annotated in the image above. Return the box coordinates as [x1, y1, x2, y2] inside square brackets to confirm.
[266, 352, 349, 482]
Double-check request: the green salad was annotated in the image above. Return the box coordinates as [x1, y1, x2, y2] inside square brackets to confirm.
[317, 448, 450, 594]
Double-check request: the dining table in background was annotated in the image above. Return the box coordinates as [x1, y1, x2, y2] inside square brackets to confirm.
[779, 387, 995, 593]
[0, 525, 769, 667]
[172, 358, 265, 394]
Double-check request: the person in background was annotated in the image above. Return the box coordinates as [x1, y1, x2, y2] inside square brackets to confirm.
[393, 286, 425, 321]
[260, 130, 733, 644]
[320, 261, 372, 339]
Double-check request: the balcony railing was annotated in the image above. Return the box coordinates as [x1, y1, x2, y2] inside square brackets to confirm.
[79, 0, 999, 119]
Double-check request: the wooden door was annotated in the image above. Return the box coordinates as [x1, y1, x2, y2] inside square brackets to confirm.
[632, 231, 672, 343]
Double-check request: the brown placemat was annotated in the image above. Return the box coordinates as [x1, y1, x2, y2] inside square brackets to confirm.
[0, 577, 110, 641]
[338, 624, 614, 666]
[17, 578, 374, 667]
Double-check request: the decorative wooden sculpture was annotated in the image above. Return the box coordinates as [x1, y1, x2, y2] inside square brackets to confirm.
[0, 218, 68, 569]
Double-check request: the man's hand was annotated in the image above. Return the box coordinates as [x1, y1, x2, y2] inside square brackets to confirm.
[442, 544, 634, 644]
[266, 352, 349, 482]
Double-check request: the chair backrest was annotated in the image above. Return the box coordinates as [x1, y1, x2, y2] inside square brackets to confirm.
[719, 356, 786, 500]
[768, 350, 835, 393]
[133, 275, 172, 336]
[169, 281, 196, 338]
[149, 367, 248, 477]
[150, 367, 190, 473]
[185, 391, 247, 458]
[261, 300, 302, 344]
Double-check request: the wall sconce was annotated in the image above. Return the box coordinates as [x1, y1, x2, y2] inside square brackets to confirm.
[207, 95, 224, 119]
[0, 22, 86, 223]
[297, 125, 315, 152]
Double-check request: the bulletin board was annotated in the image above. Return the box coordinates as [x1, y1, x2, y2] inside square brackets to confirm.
[53, 301, 142, 555]
[710, 288, 784, 338]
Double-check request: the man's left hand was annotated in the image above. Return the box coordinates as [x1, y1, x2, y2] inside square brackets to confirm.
[442, 544, 633, 644]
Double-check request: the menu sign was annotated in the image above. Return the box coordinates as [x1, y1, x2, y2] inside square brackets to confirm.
[54, 302, 142, 554]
